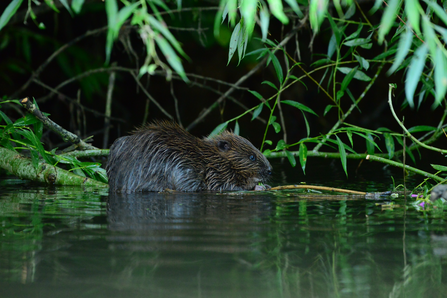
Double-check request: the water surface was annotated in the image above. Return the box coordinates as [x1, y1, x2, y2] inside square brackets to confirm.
[1, 161, 446, 298]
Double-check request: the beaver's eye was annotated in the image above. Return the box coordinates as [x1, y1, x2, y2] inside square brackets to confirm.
[249, 154, 256, 161]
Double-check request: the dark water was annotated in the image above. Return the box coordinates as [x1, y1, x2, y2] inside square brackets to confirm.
[1, 160, 447, 298]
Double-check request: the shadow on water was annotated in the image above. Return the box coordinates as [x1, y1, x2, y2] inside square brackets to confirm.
[1, 161, 447, 298]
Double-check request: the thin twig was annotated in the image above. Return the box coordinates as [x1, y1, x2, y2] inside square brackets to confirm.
[270, 184, 366, 195]
[9, 26, 109, 100]
[186, 20, 307, 131]
[20, 97, 97, 150]
[170, 81, 183, 127]
[388, 84, 447, 154]
[103, 67, 116, 148]
[313, 62, 385, 152]
[130, 72, 174, 120]
[33, 79, 125, 123]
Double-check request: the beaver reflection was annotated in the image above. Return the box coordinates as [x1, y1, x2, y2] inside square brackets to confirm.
[106, 121, 272, 193]
[107, 192, 272, 233]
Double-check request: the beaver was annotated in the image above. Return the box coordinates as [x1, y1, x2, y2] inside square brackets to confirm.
[106, 121, 272, 193]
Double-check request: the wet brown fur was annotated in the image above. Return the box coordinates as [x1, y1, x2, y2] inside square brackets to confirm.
[106, 121, 272, 193]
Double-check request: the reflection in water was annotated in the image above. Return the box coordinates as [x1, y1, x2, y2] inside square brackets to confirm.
[1, 183, 447, 298]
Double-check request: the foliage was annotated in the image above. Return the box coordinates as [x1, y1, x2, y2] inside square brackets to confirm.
[0, 100, 107, 183]
[209, 0, 447, 185]
[1, 0, 447, 189]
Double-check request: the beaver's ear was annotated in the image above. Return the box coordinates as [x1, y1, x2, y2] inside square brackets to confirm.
[217, 140, 230, 151]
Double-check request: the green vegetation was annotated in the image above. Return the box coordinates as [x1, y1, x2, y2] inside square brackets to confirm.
[1, 1, 447, 193]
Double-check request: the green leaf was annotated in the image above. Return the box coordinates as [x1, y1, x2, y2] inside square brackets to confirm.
[340, 66, 358, 92]
[369, 0, 382, 14]
[431, 164, 447, 172]
[59, 0, 73, 16]
[345, 22, 363, 41]
[147, 14, 189, 60]
[354, 54, 369, 70]
[285, 0, 304, 18]
[336, 135, 348, 177]
[0, 138, 15, 151]
[347, 130, 353, 147]
[105, 0, 118, 65]
[405, 44, 428, 108]
[344, 38, 370, 47]
[338, 67, 371, 81]
[327, 34, 337, 59]
[263, 149, 272, 155]
[425, 1, 447, 27]
[378, 0, 400, 44]
[259, 3, 270, 42]
[405, 0, 421, 36]
[387, 27, 413, 75]
[248, 90, 264, 101]
[421, 15, 437, 61]
[324, 105, 334, 116]
[14, 115, 40, 127]
[237, 23, 249, 64]
[44, 0, 60, 13]
[393, 136, 415, 164]
[434, 25, 447, 45]
[309, 0, 328, 33]
[344, 3, 356, 19]
[282, 100, 318, 116]
[228, 21, 241, 64]
[269, 52, 284, 85]
[384, 133, 395, 159]
[251, 103, 264, 121]
[34, 120, 43, 141]
[240, 0, 257, 39]
[275, 139, 286, 150]
[374, 48, 397, 60]
[267, 0, 289, 24]
[0, 0, 23, 31]
[71, 0, 85, 14]
[209, 122, 228, 137]
[434, 46, 447, 107]
[302, 111, 311, 137]
[17, 129, 51, 163]
[360, 43, 372, 49]
[406, 147, 416, 164]
[366, 133, 375, 154]
[265, 140, 272, 146]
[116, 3, 140, 33]
[0, 110, 13, 126]
[114, 2, 140, 32]
[298, 143, 307, 174]
[326, 13, 341, 47]
[154, 35, 189, 82]
[234, 121, 240, 135]
[0, 111, 19, 140]
[407, 125, 436, 133]
[224, 0, 238, 26]
[262, 80, 278, 90]
[272, 122, 281, 133]
[285, 150, 296, 167]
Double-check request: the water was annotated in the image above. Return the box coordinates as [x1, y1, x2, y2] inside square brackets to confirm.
[1, 160, 447, 298]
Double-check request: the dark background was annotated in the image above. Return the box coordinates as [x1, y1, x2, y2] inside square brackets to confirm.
[1, 0, 445, 169]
